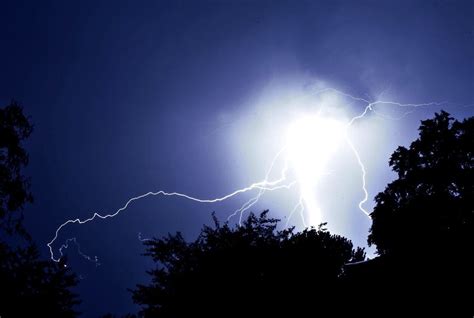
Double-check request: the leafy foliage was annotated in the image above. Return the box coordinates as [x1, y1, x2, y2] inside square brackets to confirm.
[0, 242, 79, 317]
[0, 101, 80, 317]
[131, 211, 365, 317]
[369, 111, 473, 256]
[362, 111, 473, 316]
[0, 101, 33, 236]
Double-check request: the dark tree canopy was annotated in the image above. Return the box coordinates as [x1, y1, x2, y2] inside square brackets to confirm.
[0, 101, 33, 236]
[131, 211, 365, 317]
[359, 111, 474, 316]
[0, 101, 80, 317]
[0, 242, 80, 317]
[369, 111, 473, 257]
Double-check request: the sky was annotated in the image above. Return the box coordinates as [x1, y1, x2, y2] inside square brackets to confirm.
[1, 0, 473, 316]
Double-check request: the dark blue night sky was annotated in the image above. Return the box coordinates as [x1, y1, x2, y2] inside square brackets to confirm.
[1, 0, 473, 316]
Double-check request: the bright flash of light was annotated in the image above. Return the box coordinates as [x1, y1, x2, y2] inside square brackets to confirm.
[47, 87, 448, 263]
[286, 115, 347, 226]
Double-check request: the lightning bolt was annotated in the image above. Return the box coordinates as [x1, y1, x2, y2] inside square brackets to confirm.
[47, 88, 447, 263]
[137, 232, 153, 242]
[57, 237, 100, 266]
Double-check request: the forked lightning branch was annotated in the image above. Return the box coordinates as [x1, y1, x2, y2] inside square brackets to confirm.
[47, 88, 446, 263]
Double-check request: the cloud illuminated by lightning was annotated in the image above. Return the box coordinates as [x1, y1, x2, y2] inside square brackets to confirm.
[47, 88, 447, 263]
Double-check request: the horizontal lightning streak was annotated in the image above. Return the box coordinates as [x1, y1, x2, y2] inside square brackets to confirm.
[47, 176, 293, 261]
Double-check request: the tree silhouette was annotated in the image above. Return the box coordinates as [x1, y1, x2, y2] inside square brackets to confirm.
[131, 211, 365, 317]
[0, 242, 80, 317]
[0, 101, 33, 237]
[0, 101, 80, 317]
[361, 111, 473, 315]
[369, 111, 473, 257]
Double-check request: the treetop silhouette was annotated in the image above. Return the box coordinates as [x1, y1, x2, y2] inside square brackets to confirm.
[131, 211, 365, 317]
[0, 101, 33, 237]
[369, 111, 473, 257]
[0, 101, 80, 317]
